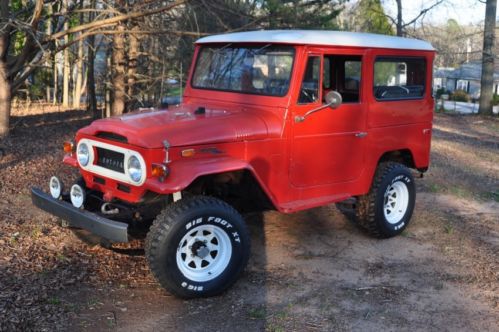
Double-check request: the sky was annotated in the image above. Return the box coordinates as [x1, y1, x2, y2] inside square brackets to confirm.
[382, 0, 493, 26]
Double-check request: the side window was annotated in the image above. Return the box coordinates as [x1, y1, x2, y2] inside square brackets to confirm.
[298, 56, 320, 104]
[322, 56, 362, 103]
[323, 57, 331, 89]
[343, 60, 361, 101]
[374, 57, 426, 100]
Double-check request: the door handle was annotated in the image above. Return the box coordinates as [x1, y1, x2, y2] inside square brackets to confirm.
[355, 132, 367, 138]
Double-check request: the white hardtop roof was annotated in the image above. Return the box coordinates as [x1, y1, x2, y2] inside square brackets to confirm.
[196, 30, 434, 51]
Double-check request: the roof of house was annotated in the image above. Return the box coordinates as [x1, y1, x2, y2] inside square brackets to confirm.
[196, 30, 435, 51]
[435, 62, 499, 81]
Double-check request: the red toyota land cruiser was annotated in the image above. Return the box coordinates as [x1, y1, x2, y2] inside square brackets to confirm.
[32, 30, 435, 298]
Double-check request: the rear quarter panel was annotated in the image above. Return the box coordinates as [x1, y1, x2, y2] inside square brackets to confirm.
[365, 49, 435, 169]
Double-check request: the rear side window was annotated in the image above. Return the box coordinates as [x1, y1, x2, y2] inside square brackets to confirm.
[373, 57, 426, 100]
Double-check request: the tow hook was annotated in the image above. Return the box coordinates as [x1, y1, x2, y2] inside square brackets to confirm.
[101, 203, 119, 215]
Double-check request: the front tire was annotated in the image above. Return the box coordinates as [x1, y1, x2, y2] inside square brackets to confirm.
[355, 162, 416, 238]
[145, 196, 250, 298]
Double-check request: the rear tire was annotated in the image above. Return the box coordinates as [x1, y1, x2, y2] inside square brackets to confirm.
[145, 196, 250, 298]
[355, 162, 415, 238]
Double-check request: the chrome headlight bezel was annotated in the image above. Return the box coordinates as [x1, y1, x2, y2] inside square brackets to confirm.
[127, 155, 143, 183]
[77, 142, 90, 166]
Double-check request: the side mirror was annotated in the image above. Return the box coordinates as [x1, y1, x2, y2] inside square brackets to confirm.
[325, 90, 342, 109]
[295, 90, 343, 123]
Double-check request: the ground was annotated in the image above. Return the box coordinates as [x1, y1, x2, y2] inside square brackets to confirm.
[0, 107, 497, 331]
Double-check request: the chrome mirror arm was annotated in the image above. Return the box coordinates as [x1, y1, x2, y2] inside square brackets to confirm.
[294, 91, 342, 123]
[294, 103, 333, 123]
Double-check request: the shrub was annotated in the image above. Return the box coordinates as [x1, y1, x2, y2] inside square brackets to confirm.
[493, 94, 499, 106]
[451, 89, 470, 102]
[435, 87, 448, 99]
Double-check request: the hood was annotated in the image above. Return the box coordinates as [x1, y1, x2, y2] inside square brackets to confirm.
[77, 104, 281, 148]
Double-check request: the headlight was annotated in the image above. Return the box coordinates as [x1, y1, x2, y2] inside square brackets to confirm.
[77, 142, 89, 166]
[127, 155, 142, 183]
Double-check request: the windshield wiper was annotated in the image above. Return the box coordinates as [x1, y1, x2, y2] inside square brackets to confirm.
[213, 43, 233, 54]
[250, 44, 272, 55]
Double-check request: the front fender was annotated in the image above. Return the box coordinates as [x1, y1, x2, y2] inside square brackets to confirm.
[147, 156, 254, 194]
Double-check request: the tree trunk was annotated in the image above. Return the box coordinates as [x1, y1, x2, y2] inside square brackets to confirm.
[396, 0, 403, 36]
[46, 4, 52, 103]
[105, 49, 112, 117]
[0, 60, 10, 138]
[87, 0, 98, 117]
[62, 0, 70, 107]
[53, 51, 58, 104]
[73, 0, 84, 109]
[73, 38, 84, 108]
[87, 36, 97, 116]
[0, 0, 10, 137]
[127, 23, 139, 111]
[111, 23, 126, 116]
[478, 0, 497, 115]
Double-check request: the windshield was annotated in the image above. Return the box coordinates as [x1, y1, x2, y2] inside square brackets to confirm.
[191, 45, 295, 97]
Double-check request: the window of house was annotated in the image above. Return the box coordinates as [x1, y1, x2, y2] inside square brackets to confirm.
[373, 57, 426, 100]
[456, 80, 469, 92]
[323, 56, 362, 103]
[298, 56, 320, 104]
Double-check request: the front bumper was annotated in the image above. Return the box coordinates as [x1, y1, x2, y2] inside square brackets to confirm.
[31, 188, 129, 243]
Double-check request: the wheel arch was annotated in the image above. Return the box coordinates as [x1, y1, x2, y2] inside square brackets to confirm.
[377, 149, 417, 170]
[183, 167, 277, 212]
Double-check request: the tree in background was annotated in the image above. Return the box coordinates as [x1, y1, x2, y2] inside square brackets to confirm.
[261, 0, 347, 29]
[478, 0, 497, 115]
[340, 0, 394, 34]
[0, 0, 187, 137]
[384, 0, 444, 36]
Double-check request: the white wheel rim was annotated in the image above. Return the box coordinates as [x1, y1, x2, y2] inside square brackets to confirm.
[383, 181, 409, 224]
[176, 224, 232, 282]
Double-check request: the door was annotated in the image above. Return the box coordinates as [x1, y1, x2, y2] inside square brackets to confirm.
[290, 53, 367, 187]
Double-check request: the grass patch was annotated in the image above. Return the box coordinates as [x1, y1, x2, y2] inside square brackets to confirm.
[444, 224, 454, 234]
[248, 306, 266, 320]
[483, 190, 499, 202]
[47, 297, 61, 305]
[401, 230, 415, 238]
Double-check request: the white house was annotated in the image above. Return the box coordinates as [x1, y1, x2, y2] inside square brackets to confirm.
[434, 61, 499, 99]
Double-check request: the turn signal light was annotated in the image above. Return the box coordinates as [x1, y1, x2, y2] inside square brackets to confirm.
[63, 141, 75, 153]
[151, 163, 169, 180]
[181, 149, 195, 158]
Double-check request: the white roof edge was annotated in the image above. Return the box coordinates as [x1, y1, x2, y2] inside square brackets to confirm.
[196, 30, 435, 51]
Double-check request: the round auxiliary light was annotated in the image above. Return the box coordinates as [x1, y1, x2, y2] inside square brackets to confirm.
[77, 142, 90, 167]
[49, 176, 63, 199]
[127, 155, 142, 183]
[70, 184, 86, 209]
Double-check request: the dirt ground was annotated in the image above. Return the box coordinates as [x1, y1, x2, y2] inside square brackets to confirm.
[0, 108, 497, 331]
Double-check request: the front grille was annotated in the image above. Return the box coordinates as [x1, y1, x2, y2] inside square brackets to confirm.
[96, 147, 125, 173]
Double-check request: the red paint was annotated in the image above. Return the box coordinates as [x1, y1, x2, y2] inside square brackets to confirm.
[64, 41, 435, 213]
